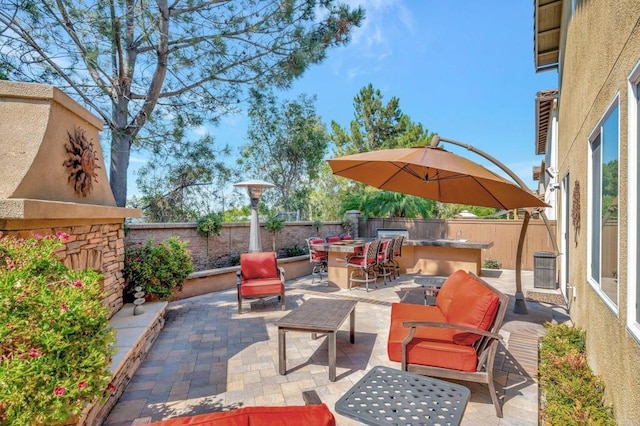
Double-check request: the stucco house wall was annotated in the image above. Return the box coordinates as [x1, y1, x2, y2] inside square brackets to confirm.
[554, 1, 640, 422]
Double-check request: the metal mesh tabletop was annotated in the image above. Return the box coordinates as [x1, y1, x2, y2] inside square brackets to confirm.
[335, 365, 470, 426]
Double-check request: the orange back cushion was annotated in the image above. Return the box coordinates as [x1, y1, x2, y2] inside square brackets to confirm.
[241, 252, 278, 280]
[436, 270, 500, 345]
[148, 403, 336, 426]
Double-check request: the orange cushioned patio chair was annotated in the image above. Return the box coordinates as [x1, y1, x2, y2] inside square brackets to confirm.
[236, 252, 285, 314]
[387, 270, 509, 417]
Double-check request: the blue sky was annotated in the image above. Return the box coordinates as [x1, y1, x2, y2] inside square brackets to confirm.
[128, 1, 558, 198]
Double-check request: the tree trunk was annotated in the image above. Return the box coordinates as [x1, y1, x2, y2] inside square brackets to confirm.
[110, 131, 133, 207]
[110, 91, 134, 207]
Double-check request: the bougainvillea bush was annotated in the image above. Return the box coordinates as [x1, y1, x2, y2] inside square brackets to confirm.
[0, 233, 115, 425]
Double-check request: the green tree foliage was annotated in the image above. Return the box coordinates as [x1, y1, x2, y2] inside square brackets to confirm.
[437, 204, 497, 219]
[332, 83, 433, 155]
[318, 84, 435, 218]
[241, 89, 330, 217]
[0, 1, 364, 207]
[134, 136, 234, 222]
[264, 215, 286, 252]
[340, 189, 437, 219]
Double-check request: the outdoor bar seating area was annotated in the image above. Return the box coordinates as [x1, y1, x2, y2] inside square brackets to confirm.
[310, 230, 494, 292]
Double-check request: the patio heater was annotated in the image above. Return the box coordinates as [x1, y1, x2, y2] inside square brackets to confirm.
[234, 180, 275, 253]
[430, 135, 559, 314]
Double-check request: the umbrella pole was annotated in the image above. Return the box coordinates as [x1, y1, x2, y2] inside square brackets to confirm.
[514, 211, 531, 314]
[431, 135, 559, 313]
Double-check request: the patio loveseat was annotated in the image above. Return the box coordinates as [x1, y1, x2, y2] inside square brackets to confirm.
[387, 269, 509, 417]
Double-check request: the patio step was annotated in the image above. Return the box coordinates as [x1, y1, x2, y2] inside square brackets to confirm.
[82, 302, 167, 425]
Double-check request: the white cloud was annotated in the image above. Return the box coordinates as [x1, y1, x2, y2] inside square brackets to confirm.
[192, 125, 208, 136]
[331, 0, 414, 78]
[347, 66, 364, 80]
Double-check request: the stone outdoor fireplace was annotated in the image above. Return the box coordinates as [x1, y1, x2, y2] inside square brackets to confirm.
[0, 81, 140, 318]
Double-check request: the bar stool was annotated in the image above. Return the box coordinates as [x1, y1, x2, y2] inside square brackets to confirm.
[346, 239, 382, 292]
[375, 239, 394, 283]
[391, 235, 405, 279]
[306, 237, 328, 283]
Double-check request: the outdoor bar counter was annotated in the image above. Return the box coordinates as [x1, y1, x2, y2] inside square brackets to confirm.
[315, 239, 493, 289]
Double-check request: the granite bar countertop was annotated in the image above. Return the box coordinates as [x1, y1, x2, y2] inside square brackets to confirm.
[316, 238, 493, 253]
[405, 239, 493, 249]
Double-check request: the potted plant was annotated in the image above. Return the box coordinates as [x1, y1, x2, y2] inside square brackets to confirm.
[312, 219, 323, 235]
[124, 236, 194, 300]
[341, 216, 353, 237]
[264, 215, 285, 253]
[196, 212, 223, 268]
[0, 233, 116, 425]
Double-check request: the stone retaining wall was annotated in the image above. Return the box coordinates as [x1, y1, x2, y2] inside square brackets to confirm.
[1, 219, 126, 318]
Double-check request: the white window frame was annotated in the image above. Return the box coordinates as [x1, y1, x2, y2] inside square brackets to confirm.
[587, 94, 620, 314]
[627, 61, 640, 341]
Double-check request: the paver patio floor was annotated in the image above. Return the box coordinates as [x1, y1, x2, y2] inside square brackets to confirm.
[104, 269, 570, 426]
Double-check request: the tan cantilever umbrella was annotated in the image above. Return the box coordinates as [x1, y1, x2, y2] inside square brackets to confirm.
[328, 146, 547, 210]
[329, 143, 549, 315]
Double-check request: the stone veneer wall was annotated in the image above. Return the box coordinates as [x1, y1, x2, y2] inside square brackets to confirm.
[1, 219, 125, 318]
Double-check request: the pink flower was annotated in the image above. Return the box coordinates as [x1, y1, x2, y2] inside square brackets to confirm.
[56, 231, 71, 241]
[54, 386, 66, 396]
[28, 347, 40, 358]
[4, 258, 15, 270]
[72, 279, 84, 289]
[61, 303, 69, 312]
[33, 233, 43, 240]
[78, 381, 88, 389]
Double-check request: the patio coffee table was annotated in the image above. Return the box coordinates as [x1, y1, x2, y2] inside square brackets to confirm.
[275, 298, 357, 382]
[335, 365, 470, 426]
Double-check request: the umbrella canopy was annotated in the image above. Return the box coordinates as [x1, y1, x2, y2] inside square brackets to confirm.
[328, 146, 548, 210]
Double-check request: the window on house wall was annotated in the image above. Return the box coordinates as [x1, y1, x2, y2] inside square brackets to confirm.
[636, 83, 640, 331]
[627, 67, 640, 340]
[589, 100, 619, 309]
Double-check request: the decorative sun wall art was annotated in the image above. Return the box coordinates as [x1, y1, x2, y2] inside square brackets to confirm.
[63, 127, 100, 197]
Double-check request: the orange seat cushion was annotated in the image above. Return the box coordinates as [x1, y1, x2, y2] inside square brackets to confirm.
[239, 278, 283, 297]
[387, 303, 478, 372]
[435, 270, 500, 345]
[240, 252, 278, 280]
[147, 403, 336, 426]
[346, 255, 375, 267]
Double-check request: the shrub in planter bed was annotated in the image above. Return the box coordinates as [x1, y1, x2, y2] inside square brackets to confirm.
[539, 323, 615, 425]
[0, 233, 115, 425]
[124, 236, 193, 300]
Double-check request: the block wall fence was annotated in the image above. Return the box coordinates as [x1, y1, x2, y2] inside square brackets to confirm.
[125, 217, 556, 272]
